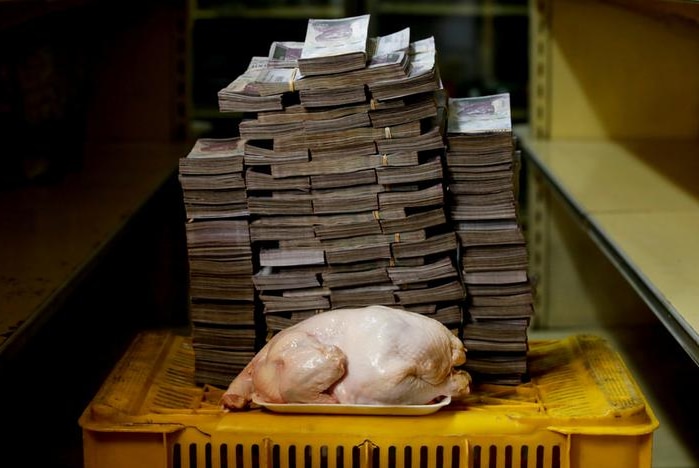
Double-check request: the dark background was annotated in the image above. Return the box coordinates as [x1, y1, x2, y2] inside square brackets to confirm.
[0, 2, 527, 466]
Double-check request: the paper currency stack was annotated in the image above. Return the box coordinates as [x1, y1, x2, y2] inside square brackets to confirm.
[178, 138, 257, 387]
[444, 94, 535, 384]
[181, 14, 534, 387]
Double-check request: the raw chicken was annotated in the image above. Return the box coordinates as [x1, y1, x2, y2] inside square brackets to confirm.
[221, 305, 471, 410]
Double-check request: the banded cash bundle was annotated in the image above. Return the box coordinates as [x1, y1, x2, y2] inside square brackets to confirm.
[444, 93, 535, 385]
[297, 14, 371, 76]
[179, 138, 248, 220]
[178, 138, 258, 387]
[217, 57, 285, 113]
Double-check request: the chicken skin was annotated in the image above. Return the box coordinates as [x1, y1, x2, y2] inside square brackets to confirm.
[221, 305, 471, 409]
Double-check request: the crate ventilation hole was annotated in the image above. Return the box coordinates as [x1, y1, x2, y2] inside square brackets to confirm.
[172, 442, 562, 468]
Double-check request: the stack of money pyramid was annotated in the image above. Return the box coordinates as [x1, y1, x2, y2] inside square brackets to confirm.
[218, 14, 465, 337]
[444, 93, 535, 385]
[183, 14, 539, 388]
[178, 138, 257, 387]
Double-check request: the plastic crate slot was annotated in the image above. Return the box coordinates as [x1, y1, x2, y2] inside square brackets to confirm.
[272, 444, 280, 467]
[174, 443, 181, 468]
[452, 445, 462, 468]
[205, 443, 213, 468]
[234, 443, 243, 468]
[190, 443, 198, 468]
[504, 445, 513, 467]
[320, 445, 330, 468]
[253, 443, 261, 467]
[304, 444, 313, 468]
[154, 386, 198, 408]
[220, 444, 228, 468]
[357, 444, 464, 468]
[172, 442, 201, 468]
[551, 446, 560, 468]
[231, 443, 259, 468]
[351, 445, 361, 468]
[404, 446, 413, 467]
[470, 444, 561, 468]
[473, 445, 481, 467]
[172, 442, 262, 468]
[270, 444, 344, 468]
[420, 445, 428, 468]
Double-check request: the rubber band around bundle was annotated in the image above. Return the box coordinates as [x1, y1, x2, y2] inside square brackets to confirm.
[288, 68, 298, 92]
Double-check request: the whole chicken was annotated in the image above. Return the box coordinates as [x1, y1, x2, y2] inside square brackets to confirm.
[221, 305, 471, 409]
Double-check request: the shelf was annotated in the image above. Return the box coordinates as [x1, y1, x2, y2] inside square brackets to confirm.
[517, 125, 699, 365]
[365, 1, 527, 17]
[529, 0, 699, 139]
[0, 0, 94, 30]
[526, 0, 699, 373]
[191, 107, 242, 120]
[190, 4, 348, 20]
[605, 0, 699, 26]
[0, 141, 189, 363]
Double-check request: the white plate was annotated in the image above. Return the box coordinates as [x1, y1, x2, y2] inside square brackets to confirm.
[251, 396, 451, 416]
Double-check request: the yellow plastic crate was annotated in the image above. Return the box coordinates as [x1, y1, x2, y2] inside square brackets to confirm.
[79, 330, 658, 468]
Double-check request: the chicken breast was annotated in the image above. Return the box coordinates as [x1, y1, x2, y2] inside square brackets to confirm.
[221, 305, 471, 409]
